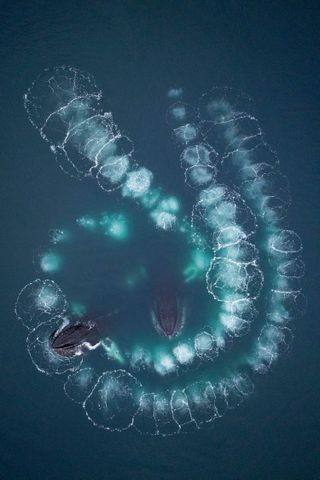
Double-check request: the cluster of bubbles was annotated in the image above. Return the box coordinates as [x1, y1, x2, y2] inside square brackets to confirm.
[15, 67, 305, 435]
[24, 66, 181, 232]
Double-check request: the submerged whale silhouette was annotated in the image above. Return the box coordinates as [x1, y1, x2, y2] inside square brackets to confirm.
[152, 284, 184, 339]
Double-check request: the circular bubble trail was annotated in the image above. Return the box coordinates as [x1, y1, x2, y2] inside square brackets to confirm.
[16, 68, 305, 435]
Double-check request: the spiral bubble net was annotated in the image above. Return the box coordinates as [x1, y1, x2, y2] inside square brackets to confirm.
[15, 67, 305, 435]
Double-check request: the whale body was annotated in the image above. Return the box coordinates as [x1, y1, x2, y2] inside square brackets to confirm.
[152, 283, 184, 339]
[50, 320, 100, 357]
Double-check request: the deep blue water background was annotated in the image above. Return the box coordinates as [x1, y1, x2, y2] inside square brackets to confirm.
[1, 1, 319, 479]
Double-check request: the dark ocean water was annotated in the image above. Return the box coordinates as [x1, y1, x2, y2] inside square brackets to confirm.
[1, 1, 319, 479]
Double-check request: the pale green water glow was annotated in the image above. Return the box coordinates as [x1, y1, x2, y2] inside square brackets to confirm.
[123, 266, 147, 288]
[101, 338, 125, 364]
[40, 252, 62, 273]
[76, 215, 97, 231]
[100, 212, 129, 240]
[183, 249, 211, 282]
[70, 302, 87, 317]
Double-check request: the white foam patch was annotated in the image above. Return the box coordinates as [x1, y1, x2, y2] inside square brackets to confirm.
[154, 354, 177, 376]
[173, 343, 195, 365]
[122, 167, 153, 198]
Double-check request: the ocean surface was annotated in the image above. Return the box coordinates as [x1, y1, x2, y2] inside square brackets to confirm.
[1, 1, 319, 479]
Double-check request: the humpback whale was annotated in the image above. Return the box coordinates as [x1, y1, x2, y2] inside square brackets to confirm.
[151, 283, 185, 339]
[50, 319, 102, 357]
